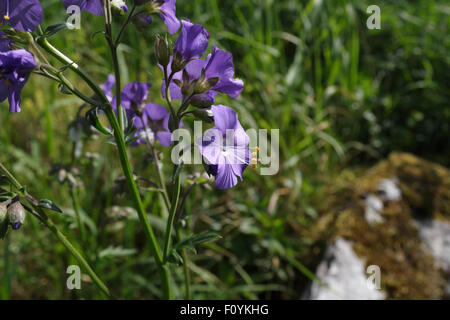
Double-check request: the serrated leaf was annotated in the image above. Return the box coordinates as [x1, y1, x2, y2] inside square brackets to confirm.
[38, 199, 63, 213]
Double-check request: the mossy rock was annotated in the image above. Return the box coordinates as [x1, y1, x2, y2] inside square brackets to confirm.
[312, 152, 449, 299]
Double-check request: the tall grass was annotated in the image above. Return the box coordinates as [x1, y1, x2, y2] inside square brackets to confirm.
[0, 0, 448, 299]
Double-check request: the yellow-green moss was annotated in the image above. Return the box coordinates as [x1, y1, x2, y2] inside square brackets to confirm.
[313, 152, 449, 299]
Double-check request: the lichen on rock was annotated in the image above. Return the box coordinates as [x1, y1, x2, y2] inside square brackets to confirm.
[311, 152, 449, 299]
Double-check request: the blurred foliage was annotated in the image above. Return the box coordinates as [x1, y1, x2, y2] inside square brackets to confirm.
[0, 0, 448, 299]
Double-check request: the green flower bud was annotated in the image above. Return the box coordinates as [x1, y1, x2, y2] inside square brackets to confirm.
[155, 35, 171, 67]
[2, 27, 34, 45]
[8, 202, 25, 230]
[190, 96, 214, 109]
[191, 108, 214, 123]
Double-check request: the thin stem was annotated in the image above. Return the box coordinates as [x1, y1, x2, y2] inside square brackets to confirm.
[0, 162, 111, 298]
[103, 0, 125, 131]
[162, 169, 181, 263]
[176, 229, 191, 299]
[139, 118, 170, 209]
[36, 37, 109, 106]
[115, 4, 137, 47]
[164, 67, 175, 115]
[104, 108, 172, 299]
[70, 187, 86, 244]
[37, 29, 173, 299]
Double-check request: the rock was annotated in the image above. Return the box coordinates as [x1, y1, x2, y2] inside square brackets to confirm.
[304, 237, 386, 300]
[364, 194, 385, 224]
[308, 153, 449, 299]
[377, 178, 402, 201]
[414, 219, 450, 273]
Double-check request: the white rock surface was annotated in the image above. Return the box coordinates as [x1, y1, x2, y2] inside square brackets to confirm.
[364, 194, 384, 224]
[304, 237, 386, 300]
[377, 178, 402, 201]
[415, 219, 450, 272]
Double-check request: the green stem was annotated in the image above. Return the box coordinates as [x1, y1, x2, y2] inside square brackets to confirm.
[104, 108, 172, 299]
[36, 37, 109, 106]
[103, 0, 125, 131]
[70, 187, 86, 244]
[176, 229, 191, 299]
[0, 162, 111, 298]
[37, 33, 172, 299]
[115, 4, 137, 47]
[2, 234, 11, 299]
[162, 169, 181, 263]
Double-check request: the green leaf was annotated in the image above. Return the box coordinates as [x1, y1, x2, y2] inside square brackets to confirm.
[171, 161, 184, 184]
[86, 107, 112, 136]
[172, 231, 222, 253]
[44, 23, 68, 38]
[99, 246, 137, 259]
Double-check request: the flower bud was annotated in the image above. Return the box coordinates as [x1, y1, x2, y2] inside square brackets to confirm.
[191, 108, 214, 123]
[171, 51, 189, 73]
[8, 202, 26, 230]
[190, 95, 214, 109]
[111, 0, 129, 15]
[194, 77, 220, 95]
[155, 35, 171, 67]
[2, 27, 34, 45]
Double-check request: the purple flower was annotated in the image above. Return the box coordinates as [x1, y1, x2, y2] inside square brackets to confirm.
[0, 33, 13, 52]
[156, 0, 180, 35]
[121, 81, 152, 115]
[174, 20, 210, 61]
[62, 0, 104, 15]
[102, 74, 116, 103]
[197, 105, 250, 190]
[134, 103, 179, 147]
[0, 49, 36, 112]
[162, 46, 244, 102]
[0, 0, 43, 32]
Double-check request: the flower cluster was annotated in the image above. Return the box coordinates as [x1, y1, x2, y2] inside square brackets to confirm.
[103, 76, 180, 147]
[0, 0, 41, 112]
[156, 19, 249, 189]
[0, 0, 250, 189]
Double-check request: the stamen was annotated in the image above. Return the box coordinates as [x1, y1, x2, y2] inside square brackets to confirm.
[5, 0, 10, 20]
[251, 146, 259, 168]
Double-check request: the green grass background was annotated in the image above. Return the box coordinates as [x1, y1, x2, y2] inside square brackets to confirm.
[0, 0, 448, 299]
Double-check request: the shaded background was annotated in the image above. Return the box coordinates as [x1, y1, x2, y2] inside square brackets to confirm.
[0, 0, 448, 299]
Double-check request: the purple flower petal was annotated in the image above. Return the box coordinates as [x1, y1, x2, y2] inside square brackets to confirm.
[197, 105, 250, 189]
[204, 47, 244, 98]
[158, 0, 180, 34]
[0, 0, 43, 32]
[144, 103, 168, 122]
[102, 74, 116, 103]
[0, 49, 36, 112]
[215, 162, 238, 190]
[174, 20, 210, 61]
[62, 0, 104, 15]
[122, 82, 152, 111]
